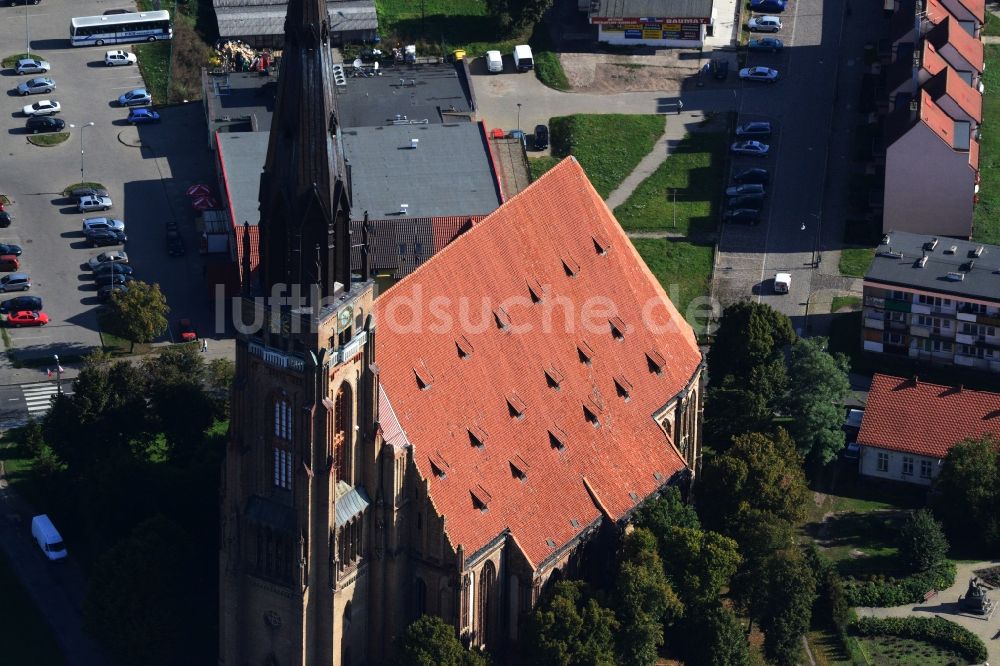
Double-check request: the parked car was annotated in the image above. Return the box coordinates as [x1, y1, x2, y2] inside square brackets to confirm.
[31, 514, 67, 562]
[22, 99, 60, 116]
[485, 50, 503, 73]
[748, 15, 783, 32]
[726, 183, 766, 196]
[0, 255, 20, 272]
[178, 319, 198, 342]
[79, 196, 113, 213]
[0, 244, 23, 257]
[6, 310, 48, 327]
[724, 208, 761, 224]
[15, 58, 50, 75]
[127, 108, 160, 124]
[88, 229, 127, 247]
[748, 37, 784, 52]
[0, 273, 31, 292]
[98, 284, 128, 301]
[732, 167, 770, 184]
[118, 88, 151, 106]
[0, 212, 12, 228]
[512, 44, 534, 72]
[730, 140, 770, 156]
[87, 250, 129, 270]
[841, 408, 863, 459]
[710, 58, 730, 80]
[165, 230, 185, 256]
[727, 194, 765, 211]
[92, 263, 134, 278]
[774, 272, 792, 293]
[104, 50, 137, 66]
[95, 273, 133, 287]
[739, 66, 780, 83]
[751, 0, 787, 11]
[26, 116, 64, 134]
[735, 121, 772, 137]
[17, 77, 55, 96]
[0, 295, 40, 313]
[83, 217, 125, 236]
[533, 124, 549, 150]
[70, 185, 110, 199]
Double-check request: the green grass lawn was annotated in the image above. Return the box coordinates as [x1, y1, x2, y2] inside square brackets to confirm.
[27, 132, 71, 148]
[529, 156, 560, 181]
[0, 436, 43, 508]
[974, 45, 1000, 244]
[376, 0, 517, 54]
[839, 247, 875, 278]
[614, 132, 727, 235]
[830, 296, 861, 313]
[134, 40, 172, 104]
[633, 238, 714, 329]
[0, 552, 66, 666]
[856, 635, 966, 665]
[2, 53, 44, 68]
[547, 114, 665, 198]
[985, 12, 1000, 36]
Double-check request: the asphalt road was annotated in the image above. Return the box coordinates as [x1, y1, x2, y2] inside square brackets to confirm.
[0, 0, 219, 368]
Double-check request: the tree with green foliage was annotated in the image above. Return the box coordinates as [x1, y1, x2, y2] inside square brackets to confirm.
[398, 615, 486, 666]
[932, 435, 1000, 550]
[614, 528, 683, 666]
[83, 515, 194, 666]
[780, 337, 851, 465]
[485, 0, 554, 34]
[759, 549, 816, 666]
[684, 604, 752, 666]
[106, 280, 169, 350]
[660, 527, 740, 608]
[207, 357, 235, 417]
[633, 486, 700, 552]
[898, 509, 949, 573]
[521, 580, 617, 666]
[803, 545, 850, 637]
[703, 378, 772, 447]
[144, 346, 215, 464]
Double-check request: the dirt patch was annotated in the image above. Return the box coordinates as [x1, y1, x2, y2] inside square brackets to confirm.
[559, 50, 705, 93]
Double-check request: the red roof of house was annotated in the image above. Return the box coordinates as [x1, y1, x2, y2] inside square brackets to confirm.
[373, 157, 701, 567]
[857, 374, 1000, 458]
[232, 223, 260, 284]
[927, 15, 985, 73]
[921, 40, 949, 78]
[924, 66, 982, 122]
[953, 0, 986, 23]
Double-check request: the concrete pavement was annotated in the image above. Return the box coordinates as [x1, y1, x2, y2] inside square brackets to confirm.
[856, 560, 1000, 664]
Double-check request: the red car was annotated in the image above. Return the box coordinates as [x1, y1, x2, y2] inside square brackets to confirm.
[7, 310, 48, 327]
[178, 318, 197, 342]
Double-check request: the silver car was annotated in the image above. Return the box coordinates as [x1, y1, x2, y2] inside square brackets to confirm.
[739, 66, 780, 83]
[78, 196, 113, 213]
[16, 77, 55, 96]
[88, 251, 129, 270]
[83, 217, 125, 235]
[15, 58, 50, 75]
[748, 15, 782, 32]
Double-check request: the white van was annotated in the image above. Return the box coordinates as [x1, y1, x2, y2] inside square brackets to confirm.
[513, 44, 534, 72]
[485, 50, 503, 73]
[31, 514, 67, 561]
[774, 272, 791, 294]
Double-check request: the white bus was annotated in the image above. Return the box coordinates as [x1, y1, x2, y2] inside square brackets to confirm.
[70, 10, 172, 47]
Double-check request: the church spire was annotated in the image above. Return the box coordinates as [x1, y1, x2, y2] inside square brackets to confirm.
[258, 0, 353, 304]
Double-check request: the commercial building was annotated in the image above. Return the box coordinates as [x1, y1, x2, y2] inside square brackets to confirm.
[856, 374, 1000, 486]
[861, 230, 1000, 372]
[213, 0, 377, 48]
[585, 0, 716, 47]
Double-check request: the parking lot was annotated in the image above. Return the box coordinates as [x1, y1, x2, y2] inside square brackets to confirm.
[0, 0, 216, 363]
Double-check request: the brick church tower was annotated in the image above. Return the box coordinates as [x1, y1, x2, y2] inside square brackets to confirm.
[217, 0, 382, 661]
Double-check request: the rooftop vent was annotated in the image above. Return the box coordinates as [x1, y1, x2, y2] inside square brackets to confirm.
[917, 256, 928, 268]
[972, 245, 985, 258]
[877, 249, 904, 259]
[653, 471, 664, 481]
[410, 138, 419, 149]
[962, 260, 975, 272]
[570, 519, 580, 528]
[546, 538, 557, 548]
[925, 237, 939, 251]
[399, 203, 409, 215]
[946, 245, 958, 254]
[945, 271, 966, 281]
[628, 491, 640, 502]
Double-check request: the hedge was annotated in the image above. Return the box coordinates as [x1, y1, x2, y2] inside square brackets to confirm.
[851, 616, 988, 662]
[843, 561, 956, 607]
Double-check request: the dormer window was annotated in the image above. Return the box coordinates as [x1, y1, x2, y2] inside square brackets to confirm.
[430, 451, 450, 478]
[583, 405, 600, 428]
[507, 393, 527, 420]
[562, 256, 580, 278]
[468, 427, 488, 449]
[527, 279, 545, 304]
[494, 307, 512, 331]
[430, 460, 447, 479]
[509, 460, 527, 481]
[646, 350, 666, 376]
[414, 361, 434, 391]
[456, 335, 474, 359]
[544, 367, 563, 391]
[548, 426, 567, 451]
[614, 375, 632, 401]
[609, 317, 626, 341]
[593, 236, 610, 256]
[577, 341, 595, 366]
[471, 485, 492, 512]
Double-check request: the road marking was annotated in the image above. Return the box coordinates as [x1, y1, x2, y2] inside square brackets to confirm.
[20, 382, 72, 418]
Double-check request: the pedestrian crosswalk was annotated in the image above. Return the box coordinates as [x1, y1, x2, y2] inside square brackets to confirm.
[20, 382, 72, 419]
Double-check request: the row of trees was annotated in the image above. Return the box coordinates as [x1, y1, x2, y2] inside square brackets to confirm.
[21, 346, 233, 665]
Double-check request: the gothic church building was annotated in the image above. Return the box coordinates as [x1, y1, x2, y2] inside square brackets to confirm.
[217, 1, 704, 663]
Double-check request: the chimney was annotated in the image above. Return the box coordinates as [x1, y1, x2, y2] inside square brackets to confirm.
[399, 203, 409, 215]
[410, 138, 419, 149]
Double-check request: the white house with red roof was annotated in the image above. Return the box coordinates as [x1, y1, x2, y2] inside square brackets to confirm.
[856, 374, 1000, 485]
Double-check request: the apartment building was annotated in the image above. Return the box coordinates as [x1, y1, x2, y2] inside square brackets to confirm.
[862, 230, 1000, 373]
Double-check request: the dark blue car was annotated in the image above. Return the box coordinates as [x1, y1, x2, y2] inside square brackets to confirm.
[127, 108, 160, 124]
[750, 0, 787, 11]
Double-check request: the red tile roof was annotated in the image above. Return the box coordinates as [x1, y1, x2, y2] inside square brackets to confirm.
[927, 15, 985, 72]
[373, 157, 701, 567]
[858, 374, 1000, 458]
[921, 40, 949, 78]
[924, 66, 982, 122]
[232, 223, 259, 284]
[952, 0, 985, 23]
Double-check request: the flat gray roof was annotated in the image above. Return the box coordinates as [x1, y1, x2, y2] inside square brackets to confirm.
[335, 63, 474, 129]
[342, 123, 502, 219]
[865, 230, 1000, 303]
[590, 0, 714, 19]
[217, 132, 269, 227]
[214, 0, 376, 37]
[205, 71, 277, 132]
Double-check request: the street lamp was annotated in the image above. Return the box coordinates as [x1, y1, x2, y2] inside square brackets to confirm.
[516, 103, 522, 134]
[53, 354, 62, 394]
[69, 122, 95, 183]
[24, 0, 30, 54]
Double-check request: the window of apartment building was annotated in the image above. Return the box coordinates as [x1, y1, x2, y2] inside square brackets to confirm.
[916, 315, 932, 327]
[877, 452, 889, 472]
[273, 447, 293, 490]
[962, 323, 996, 337]
[891, 290, 908, 301]
[963, 302, 987, 315]
[922, 339, 952, 353]
[961, 345, 993, 359]
[902, 456, 914, 476]
[888, 311, 906, 323]
[920, 460, 932, 479]
[883, 333, 904, 345]
[917, 295, 952, 308]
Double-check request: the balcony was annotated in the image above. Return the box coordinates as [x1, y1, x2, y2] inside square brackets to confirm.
[248, 341, 305, 372]
[864, 317, 885, 331]
[957, 312, 977, 323]
[885, 299, 912, 313]
[336, 330, 368, 365]
[864, 296, 885, 309]
[909, 325, 929, 338]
